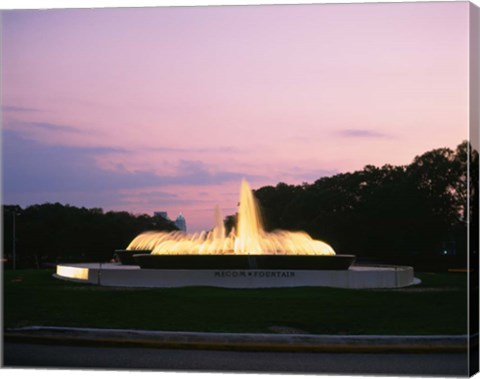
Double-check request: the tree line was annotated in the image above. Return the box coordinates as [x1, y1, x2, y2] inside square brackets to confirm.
[2, 204, 177, 268]
[228, 141, 478, 269]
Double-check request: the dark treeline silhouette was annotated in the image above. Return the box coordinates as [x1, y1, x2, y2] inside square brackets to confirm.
[2, 204, 177, 268]
[244, 141, 478, 271]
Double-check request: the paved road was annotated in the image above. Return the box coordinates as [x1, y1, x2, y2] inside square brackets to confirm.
[3, 342, 469, 376]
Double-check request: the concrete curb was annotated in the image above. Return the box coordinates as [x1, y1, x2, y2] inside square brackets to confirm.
[4, 326, 474, 353]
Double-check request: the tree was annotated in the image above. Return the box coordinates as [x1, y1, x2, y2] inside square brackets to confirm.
[2, 203, 178, 268]
[233, 141, 472, 266]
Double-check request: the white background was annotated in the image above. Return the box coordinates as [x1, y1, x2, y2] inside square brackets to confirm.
[1, 1, 478, 379]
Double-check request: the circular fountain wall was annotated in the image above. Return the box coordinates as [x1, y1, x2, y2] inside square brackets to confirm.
[55, 262, 417, 289]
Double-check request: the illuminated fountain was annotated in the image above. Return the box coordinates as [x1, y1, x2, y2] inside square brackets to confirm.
[120, 179, 355, 270]
[55, 179, 417, 288]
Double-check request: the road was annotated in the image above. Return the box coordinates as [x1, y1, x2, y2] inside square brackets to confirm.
[2, 342, 469, 376]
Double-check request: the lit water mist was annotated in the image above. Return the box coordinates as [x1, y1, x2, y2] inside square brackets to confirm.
[127, 179, 335, 256]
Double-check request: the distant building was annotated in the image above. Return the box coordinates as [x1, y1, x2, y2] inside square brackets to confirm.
[175, 213, 187, 232]
[154, 211, 186, 232]
[154, 211, 168, 220]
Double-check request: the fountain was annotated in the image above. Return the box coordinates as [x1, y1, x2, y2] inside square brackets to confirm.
[55, 179, 418, 288]
[119, 179, 355, 270]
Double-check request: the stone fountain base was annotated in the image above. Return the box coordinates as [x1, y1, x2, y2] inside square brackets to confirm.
[55, 262, 418, 289]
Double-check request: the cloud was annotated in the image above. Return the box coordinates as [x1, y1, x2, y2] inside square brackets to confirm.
[3, 105, 40, 113]
[5, 119, 239, 156]
[2, 130, 261, 198]
[2, 120, 86, 144]
[146, 145, 240, 154]
[122, 190, 179, 202]
[26, 121, 83, 133]
[163, 159, 263, 186]
[336, 129, 391, 138]
[283, 167, 338, 183]
[119, 191, 203, 207]
[5, 120, 83, 135]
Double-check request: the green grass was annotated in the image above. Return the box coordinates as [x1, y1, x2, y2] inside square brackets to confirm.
[3, 269, 468, 335]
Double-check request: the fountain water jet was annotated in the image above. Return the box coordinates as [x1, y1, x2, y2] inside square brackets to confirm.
[123, 179, 354, 270]
[127, 179, 335, 257]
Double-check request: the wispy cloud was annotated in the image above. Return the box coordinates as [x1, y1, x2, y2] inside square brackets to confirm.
[146, 145, 240, 154]
[118, 191, 201, 207]
[134, 191, 178, 199]
[165, 159, 265, 186]
[27, 121, 83, 133]
[336, 129, 392, 139]
[2, 130, 263, 196]
[78, 146, 130, 154]
[280, 167, 338, 183]
[3, 119, 84, 136]
[3, 105, 40, 113]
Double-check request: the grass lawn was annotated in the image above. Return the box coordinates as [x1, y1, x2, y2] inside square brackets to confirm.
[3, 269, 468, 335]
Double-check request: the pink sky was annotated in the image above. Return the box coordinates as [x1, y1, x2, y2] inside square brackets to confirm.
[1, 2, 471, 231]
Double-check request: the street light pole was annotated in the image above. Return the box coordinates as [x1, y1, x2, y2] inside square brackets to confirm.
[12, 212, 16, 271]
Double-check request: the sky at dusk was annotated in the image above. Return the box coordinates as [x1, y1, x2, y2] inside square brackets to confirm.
[1, 2, 471, 232]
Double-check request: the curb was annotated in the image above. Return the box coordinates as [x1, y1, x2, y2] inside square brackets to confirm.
[4, 327, 474, 353]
